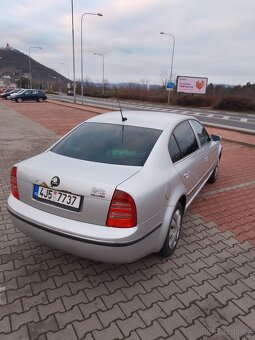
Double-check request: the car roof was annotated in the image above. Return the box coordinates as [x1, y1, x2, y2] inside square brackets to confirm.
[87, 110, 194, 130]
[22, 89, 43, 91]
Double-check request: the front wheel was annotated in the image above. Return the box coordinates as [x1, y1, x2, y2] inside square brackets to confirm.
[16, 97, 22, 103]
[38, 97, 43, 102]
[159, 202, 183, 258]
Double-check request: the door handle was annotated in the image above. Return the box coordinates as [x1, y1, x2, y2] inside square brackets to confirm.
[184, 171, 189, 179]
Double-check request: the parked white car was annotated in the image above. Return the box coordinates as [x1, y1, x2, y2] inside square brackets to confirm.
[8, 111, 222, 263]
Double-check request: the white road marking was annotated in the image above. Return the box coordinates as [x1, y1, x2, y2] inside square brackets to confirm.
[240, 118, 248, 122]
[53, 95, 255, 130]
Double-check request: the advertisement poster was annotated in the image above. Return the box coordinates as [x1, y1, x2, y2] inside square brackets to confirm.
[177, 76, 208, 94]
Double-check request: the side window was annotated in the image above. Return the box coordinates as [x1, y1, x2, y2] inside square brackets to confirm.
[190, 120, 209, 146]
[173, 120, 199, 158]
[168, 134, 182, 163]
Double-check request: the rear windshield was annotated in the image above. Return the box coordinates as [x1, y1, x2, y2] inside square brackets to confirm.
[51, 122, 162, 166]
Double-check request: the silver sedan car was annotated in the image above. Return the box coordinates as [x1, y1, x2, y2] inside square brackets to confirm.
[8, 111, 222, 263]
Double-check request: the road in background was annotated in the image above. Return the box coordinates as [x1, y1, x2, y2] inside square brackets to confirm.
[49, 93, 255, 134]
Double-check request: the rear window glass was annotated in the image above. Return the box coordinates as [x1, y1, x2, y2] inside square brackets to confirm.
[51, 122, 162, 166]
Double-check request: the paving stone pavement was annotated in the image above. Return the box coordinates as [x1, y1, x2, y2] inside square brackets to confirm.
[0, 101, 254, 340]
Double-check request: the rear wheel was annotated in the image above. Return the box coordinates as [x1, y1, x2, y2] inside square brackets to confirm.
[208, 158, 220, 183]
[16, 97, 22, 103]
[159, 202, 183, 257]
[38, 97, 43, 103]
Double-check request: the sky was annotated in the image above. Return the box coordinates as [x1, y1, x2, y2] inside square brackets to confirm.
[0, 0, 254, 86]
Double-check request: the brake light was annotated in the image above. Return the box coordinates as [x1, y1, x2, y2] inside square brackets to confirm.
[106, 189, 137, 228]
[10, 166, 19, 200]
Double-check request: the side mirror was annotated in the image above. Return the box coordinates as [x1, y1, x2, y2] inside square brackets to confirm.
[211, 134, 221, 142]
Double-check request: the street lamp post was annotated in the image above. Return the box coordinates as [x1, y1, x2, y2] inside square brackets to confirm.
[61, 62, 70, 93]
[94, 52, 105, 94]
[61, 62, 70, 80]
[71, 0, 76, 103]
[51, 76, 57, 92]
[160, 32, 175, 104]
[33, 69, 39, 88]
[0, 57, 2, 80]
[81, 12, 103, 105]
[28, 46, 42, 88]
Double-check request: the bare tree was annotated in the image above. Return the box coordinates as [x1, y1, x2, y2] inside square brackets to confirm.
[159, 70, 168, 87]
[139, 78, 150, 89]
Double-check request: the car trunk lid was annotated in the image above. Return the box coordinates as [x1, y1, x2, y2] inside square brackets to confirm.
[17, 151, 141, 225]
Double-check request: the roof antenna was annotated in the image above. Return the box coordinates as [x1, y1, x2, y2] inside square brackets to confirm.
[114, 87, 127, 122]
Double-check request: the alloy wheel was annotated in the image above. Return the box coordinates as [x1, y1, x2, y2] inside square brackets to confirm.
[168, 208, 182, 249]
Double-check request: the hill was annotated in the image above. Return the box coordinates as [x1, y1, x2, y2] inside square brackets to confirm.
[0, 44, 69, 90]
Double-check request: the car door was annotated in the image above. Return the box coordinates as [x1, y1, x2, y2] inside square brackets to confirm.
[23, 90, 32, 101]
[168, 120, 201, 201]
[189, 119, 217, 176]
[31, 90, 39, 101]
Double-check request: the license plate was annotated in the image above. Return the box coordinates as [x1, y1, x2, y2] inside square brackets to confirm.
[33, 185, 81, 211]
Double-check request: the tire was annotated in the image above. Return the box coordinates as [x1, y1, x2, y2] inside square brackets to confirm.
[208, 158, 220, 184]
[159, 202, 183, 258]
[16, 97, 22, 103]
[38, 97, 43, 103]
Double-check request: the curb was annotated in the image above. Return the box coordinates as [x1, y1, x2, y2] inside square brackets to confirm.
[47, 99, 108, 114]
[219, 137, 255, 148]
[203, 121, 255, 136]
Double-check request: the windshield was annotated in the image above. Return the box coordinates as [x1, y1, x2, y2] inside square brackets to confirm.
[51, 122, 162, 166]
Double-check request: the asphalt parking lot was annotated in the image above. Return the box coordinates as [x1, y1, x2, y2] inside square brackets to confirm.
[0, 100, 254, 340]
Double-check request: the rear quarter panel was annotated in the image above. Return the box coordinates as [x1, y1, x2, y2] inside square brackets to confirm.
[118, 128, 187, 241]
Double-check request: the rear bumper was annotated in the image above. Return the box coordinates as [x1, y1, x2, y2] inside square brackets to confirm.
[8, 195, 163, 263]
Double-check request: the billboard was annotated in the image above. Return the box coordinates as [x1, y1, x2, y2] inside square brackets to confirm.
[176, 76, 208, 94]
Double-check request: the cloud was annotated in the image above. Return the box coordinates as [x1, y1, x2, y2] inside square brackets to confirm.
[0, 0, 255, 85]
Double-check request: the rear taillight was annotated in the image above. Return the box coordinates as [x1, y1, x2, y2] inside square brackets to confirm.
[10, 166, 19, 200]
[106, 189, 137, 228]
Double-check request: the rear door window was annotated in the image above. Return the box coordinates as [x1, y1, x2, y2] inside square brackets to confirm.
[168, 134, 182, 163]
[51, 122, 162, 166]
[173, 120, 199, 158]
